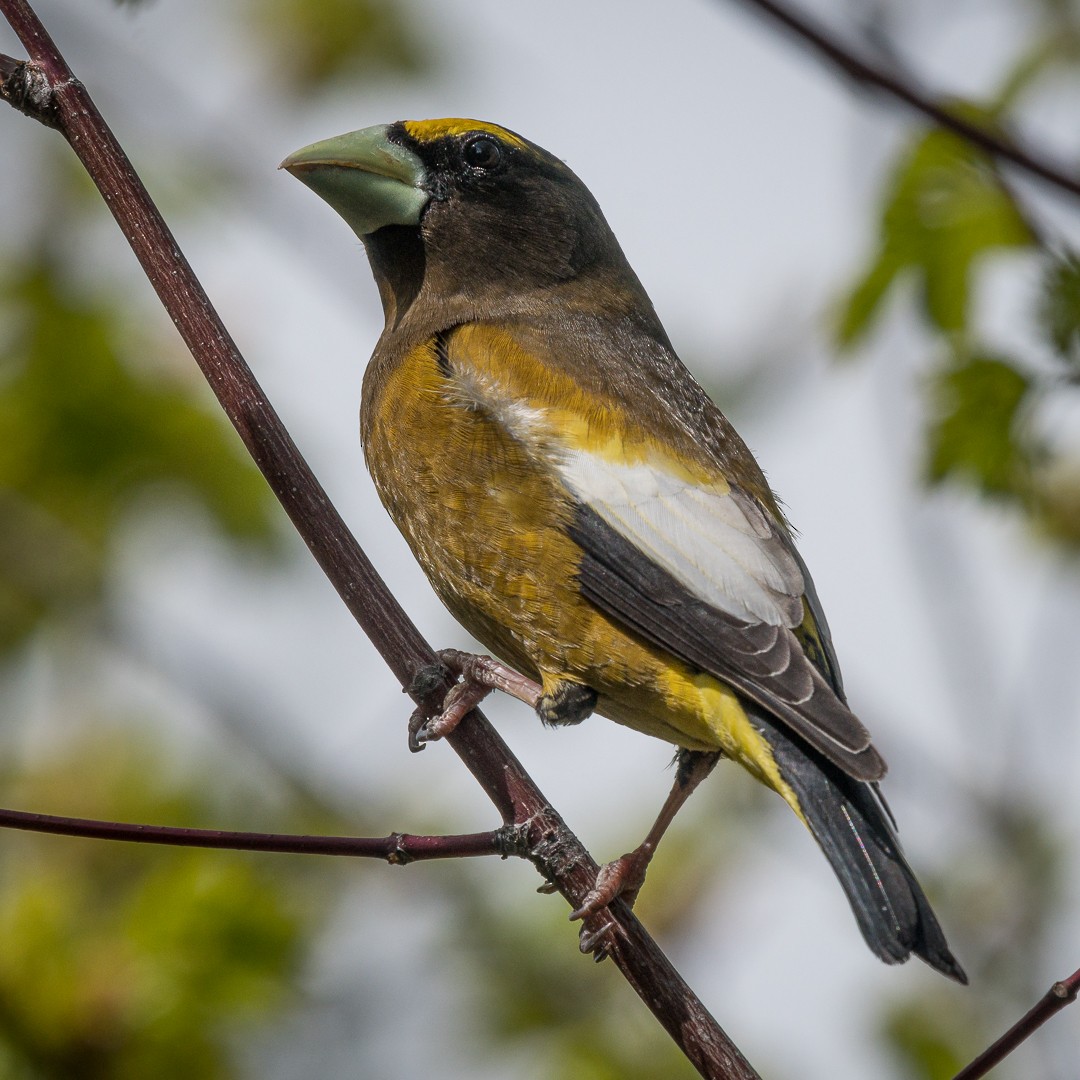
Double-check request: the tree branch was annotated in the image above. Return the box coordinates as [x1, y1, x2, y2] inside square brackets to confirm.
[0, 805, 515, 860]
[0, 4, 757, 1076]
[952, 967, 1080, 1080]
[728, 0, 1080, 200]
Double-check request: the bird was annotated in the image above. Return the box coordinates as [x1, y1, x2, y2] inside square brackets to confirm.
[281, 118, 966, 982]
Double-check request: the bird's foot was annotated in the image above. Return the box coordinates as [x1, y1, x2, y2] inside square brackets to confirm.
[570, 848, 651, 922]
[531, 876, 620, 959]
[572, 862, 640, 960]
[407, 649, 542, 751]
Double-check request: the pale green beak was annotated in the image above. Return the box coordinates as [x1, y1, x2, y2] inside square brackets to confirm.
[280, 124, 428, 238]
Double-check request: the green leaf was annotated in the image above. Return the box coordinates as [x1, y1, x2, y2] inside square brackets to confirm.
[837, 120, 1034, 347]
[835, 251, 901, 349]
[926, 351, 1031, 495]
[1036, 249, 1080, 368]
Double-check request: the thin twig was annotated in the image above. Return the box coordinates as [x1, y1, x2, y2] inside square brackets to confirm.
[0, 806, 512, 860]
[952, 968, 1080, 1080]
[729, 0, 1080, 200]
[0, 4, 757, 1076]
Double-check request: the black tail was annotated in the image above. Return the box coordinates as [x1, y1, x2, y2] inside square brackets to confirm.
[756, 710, 967, 983]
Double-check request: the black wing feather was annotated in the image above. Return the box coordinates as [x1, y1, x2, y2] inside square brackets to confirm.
[568, 504, 885, 782]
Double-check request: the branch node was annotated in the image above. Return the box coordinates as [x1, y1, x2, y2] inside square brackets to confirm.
[492, 822, 530, 860]
[0, 55, 61, 128]
[385, 831, 411, 866]
[521, 806, 587, 882]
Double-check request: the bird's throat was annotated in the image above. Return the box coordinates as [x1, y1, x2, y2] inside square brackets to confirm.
[364, 224, 427, 329]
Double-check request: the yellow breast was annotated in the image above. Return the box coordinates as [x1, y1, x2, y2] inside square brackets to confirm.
[360, 332, 796, 803]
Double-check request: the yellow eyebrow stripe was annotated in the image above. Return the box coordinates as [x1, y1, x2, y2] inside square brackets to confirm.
[402, 118, 527, 149]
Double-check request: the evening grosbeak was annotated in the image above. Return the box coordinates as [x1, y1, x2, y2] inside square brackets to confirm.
[282, 119, 966, 982]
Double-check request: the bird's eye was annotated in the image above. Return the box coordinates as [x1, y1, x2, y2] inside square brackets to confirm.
[462, 135, 503, 172]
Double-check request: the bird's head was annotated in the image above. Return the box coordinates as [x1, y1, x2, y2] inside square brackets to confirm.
[281, 119, 647, 330]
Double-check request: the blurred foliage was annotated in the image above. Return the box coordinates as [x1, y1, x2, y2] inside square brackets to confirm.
[0, 2, 374, 1067]
[837, 52, 1080, 550]
[108, 0, 426, 89]
[836, 8, 1080, 1078]
[428, 778, 768, 1079]
[0, 730, 334, 1079]
[883, 1003, 970, 1080]
[0, 248, 278, 651]
[243, 0, 425, 93]
[926, 352, 1031, 496]
[1037, 250, 1080, 367]
[837, 124, 1034, 345]
[1030, 452, 1080, 541]
[882, 803, 1067, 1080]
[459, 902, 698, 1080]
[0, 210, 335, 1073]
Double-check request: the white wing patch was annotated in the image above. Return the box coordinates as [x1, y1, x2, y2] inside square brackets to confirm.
[443, 348, 804, 628]
[558, 450, 805, 627]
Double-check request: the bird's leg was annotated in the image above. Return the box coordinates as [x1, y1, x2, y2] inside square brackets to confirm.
[571, 749, 722, 921]
[408, 648, 542, 750]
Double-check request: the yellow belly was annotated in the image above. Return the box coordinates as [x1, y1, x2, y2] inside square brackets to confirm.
[361, 337, 794, 796]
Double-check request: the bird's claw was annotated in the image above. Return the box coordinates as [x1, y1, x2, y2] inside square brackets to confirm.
[407, 649, 544, 753]
[569, 852, 647, 921]
[407, 706, 429, 753]
[407, 705, 456, 752]
[578, 919, 617, 961]
[567, 852, 647, 961]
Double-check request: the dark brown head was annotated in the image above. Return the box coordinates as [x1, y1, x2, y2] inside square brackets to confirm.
[282, 118, 653, 331]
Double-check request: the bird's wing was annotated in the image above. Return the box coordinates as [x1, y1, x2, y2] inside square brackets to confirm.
[557, 448, 805, 627]
[441, 323, 885, 781]
[568, 504, 883, 780]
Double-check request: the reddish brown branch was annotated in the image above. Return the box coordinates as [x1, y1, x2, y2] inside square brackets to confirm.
[0, 805, 512, 860]
[952, 968, 1080, 1080]
[0, 4, 757, 1076]
[730, 0, 1080, 200]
